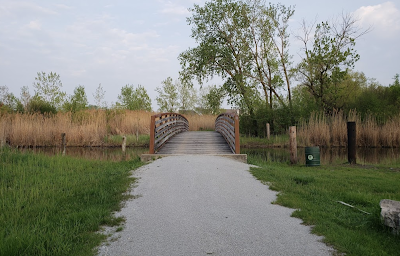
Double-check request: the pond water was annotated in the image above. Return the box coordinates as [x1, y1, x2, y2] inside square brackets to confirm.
[17, 146, 400, 165]
[242, 147, 400, 165]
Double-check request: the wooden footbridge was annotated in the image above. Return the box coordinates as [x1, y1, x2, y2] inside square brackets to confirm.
[141, 112, 247, 162]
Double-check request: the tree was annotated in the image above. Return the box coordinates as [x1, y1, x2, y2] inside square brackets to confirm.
[179, 0, 255, 114]
[27, 97, 57, 114]
[93, 84, 107, 109]
[156, 77, 179, 112]
[117, 84, 152, 111]
[390, 74, 400, 87]
[0, 85, 23, 112]
[179, 81, 197, 111]
[244, 1, 294, 109]
[198, 85, 225, 114]
[295, 14, 369, 114]
[63, 85, 89, 112]
[388, 73, 400, 109]
[179, 0, 297, 113]
[33, 71, 66, 110]
[20, 86, 31, 112]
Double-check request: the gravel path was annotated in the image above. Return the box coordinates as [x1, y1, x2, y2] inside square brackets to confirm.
[97, 155, 334, 256]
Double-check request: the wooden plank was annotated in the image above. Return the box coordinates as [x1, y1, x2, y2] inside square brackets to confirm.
[156, 131, 233, 155]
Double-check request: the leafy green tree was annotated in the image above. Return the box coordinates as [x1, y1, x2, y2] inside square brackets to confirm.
[198, 85, 225, 114]
[390, 74, 400, 87]
[180, 0, 297, 113]
[0, 85, 23, 112]
[93, 84, 107, 109]
[20, 86, 31, 112]
[388, 73, 400, 110]
[117, 84, 152, 111]
[179, 0, 255, 114]
[156, 77, 179, 112]
[296, 15, 368, 114]
[27, 97, 57, 114]
[338, 71, 368, 112]
[33, 71, 66, 110]
[179, 81, 198, 111]
[63, 85, 89, 112]
[244, 1, 294, 109]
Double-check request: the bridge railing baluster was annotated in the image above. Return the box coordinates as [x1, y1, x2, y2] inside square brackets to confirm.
[215, 113, 240, 154]
[149, 113, 189, 154]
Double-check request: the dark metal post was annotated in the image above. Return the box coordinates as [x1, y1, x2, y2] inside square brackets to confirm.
[347, 122, 356, 164]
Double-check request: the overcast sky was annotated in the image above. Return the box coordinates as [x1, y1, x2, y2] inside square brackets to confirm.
[1, 0, 399, 109]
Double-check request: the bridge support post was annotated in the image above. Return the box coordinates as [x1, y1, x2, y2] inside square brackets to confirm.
[149, 115, 155, 154]
[235, 115, 240, 154]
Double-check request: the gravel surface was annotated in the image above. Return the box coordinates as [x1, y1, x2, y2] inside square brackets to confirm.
[97, 155, 334, 256]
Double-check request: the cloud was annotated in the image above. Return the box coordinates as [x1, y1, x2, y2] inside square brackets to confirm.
[53, 4, 73, 10]
[26, 20, 41, 30]
[354, 1, 400, 38]
[0, 1, 58, 18]
[159, 1, 190, 15]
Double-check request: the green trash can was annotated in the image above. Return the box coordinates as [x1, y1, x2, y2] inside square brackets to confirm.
[305, 146, 320, 166]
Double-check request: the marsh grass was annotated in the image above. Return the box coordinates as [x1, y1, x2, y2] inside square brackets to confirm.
[0, 148, 143, 256]
[298, 111, 400, 147]
[185, 114, 216, 131]
[249, 155, 400, 256]
[0, 110, 217, 147]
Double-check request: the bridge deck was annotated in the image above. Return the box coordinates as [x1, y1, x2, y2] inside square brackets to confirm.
[157, 131, 233, 155]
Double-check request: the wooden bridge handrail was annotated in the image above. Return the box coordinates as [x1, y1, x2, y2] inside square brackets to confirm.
[149, 113, 189, 154]
[215, 113, 240, 154]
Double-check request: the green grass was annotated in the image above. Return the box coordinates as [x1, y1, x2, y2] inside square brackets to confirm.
[0, 148, 143, 256]
[249, 155, 400, 256]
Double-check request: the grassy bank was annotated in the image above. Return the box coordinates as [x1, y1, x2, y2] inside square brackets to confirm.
[249, 155, 400, 256]
[0, 148, 143, 256]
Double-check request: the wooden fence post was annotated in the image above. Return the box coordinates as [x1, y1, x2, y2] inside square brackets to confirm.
[289, 126, 297, 164]
[122, 136, 126, 153]
[347, 122, 356, 164]
[266, 123, 270, 140]
[61, 133, 66, 156]
[149, 115, 155, 154]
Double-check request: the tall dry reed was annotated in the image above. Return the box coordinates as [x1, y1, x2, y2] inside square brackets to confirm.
[0, 110, 218, 147]
[4, 111, 108, 146]
[185, 114, 217, 131]
[107, 109, 153, 135]
[298, 110, 400, 147]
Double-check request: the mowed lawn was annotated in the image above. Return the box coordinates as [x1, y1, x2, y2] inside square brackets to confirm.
[249, 156, 400, 256]
[0, 148, 143, 256]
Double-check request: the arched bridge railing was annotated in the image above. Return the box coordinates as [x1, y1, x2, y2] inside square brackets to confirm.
[215, 113, 240, 154]
[149, 113, 189, 154]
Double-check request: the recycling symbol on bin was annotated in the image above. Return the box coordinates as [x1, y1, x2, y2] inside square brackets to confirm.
[307, 155, 314, 161]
